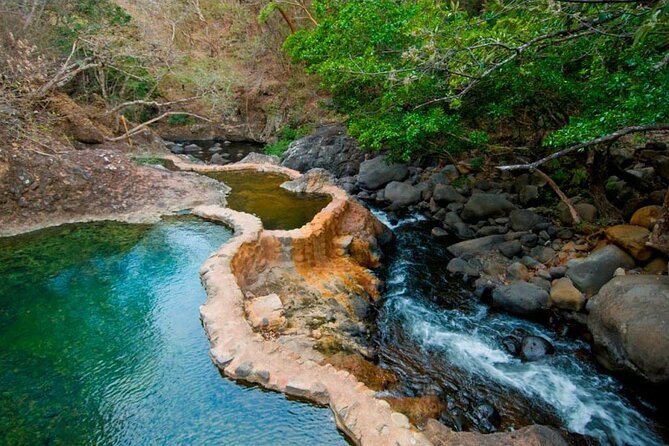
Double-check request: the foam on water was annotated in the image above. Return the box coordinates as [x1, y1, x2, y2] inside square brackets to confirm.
[377, 215, 664, 446]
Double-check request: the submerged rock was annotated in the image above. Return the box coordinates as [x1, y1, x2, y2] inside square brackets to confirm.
[520, 335, 555, 361]
[587, 275, 669, 384]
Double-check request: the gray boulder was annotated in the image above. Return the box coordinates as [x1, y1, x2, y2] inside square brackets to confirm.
[210, 153, 228, 165]
[498, 240, 522, 258]
[509, 209, 546, 232]
[433, 184, 466, 205]
[281, 125, 365, 177]
[238, 152, 280, 165]
[384, 181, 421, 207]
[566, 245, 635, 296]
[461, 193, 516, 222]
[447, 235, 506, 259]
[588, 275, 669, 384]
[357, 156, 409, 190]
[447, 257, 482, 277]
[492, 282, 550, 316]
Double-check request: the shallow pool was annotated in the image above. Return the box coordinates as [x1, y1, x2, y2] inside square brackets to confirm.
[0, 218, 347, 445]
[205, 170, 331, 230]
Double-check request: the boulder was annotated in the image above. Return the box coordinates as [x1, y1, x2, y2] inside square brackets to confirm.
[447, 235, 506, 259]
[644, 257, 668, 275]
[433, 184, 466, 205]
[630, 205, 662, 230]
[492, 282, 549, 316]
[238, 152, 280, 165]
[604, 224, 653, 261]
[549, 277, 585, 311]
[509, 209, 545, 232]
[559, 203, 597, 225]
[356, 156, 409, 190]
[424, 419, 569, 446]
[281, 125, 365, 177]
[210, 153, 228, 165]
[507, 262, 529, 281]
[245, 293, 286, 330]
[431, 227, 449, 239]
[587, 275, 669, 383]
[566, 245, 635, 296]
[498, 240, 522, 258]
[519, 185, 540, 206]
[529, 246, 556, 264]
[447, 257, 482, 277]
[461, 193, 516, 222]
[384, 181, 421, 207]
[169, 144, 184, 154]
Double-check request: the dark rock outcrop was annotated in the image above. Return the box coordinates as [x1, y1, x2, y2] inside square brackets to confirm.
[281, 125, 365, 177]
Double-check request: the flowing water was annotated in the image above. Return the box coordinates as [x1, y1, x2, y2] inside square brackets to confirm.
[204, 170, 331, 230]
[0, 218, 347, 445]
[372, 213, 666, 446]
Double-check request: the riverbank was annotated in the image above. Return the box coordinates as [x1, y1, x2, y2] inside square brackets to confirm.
[0, 145, 227, 237]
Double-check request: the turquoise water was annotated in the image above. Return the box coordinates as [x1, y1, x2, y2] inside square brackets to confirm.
[0, 218, 347, 445]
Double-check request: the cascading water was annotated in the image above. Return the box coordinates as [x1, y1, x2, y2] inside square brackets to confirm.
[372, 212, 666, 446]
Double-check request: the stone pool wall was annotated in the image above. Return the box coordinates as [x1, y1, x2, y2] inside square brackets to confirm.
[175, 156, 431, 445]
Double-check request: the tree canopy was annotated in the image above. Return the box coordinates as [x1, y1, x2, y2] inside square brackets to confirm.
[282, 0, 669, 160]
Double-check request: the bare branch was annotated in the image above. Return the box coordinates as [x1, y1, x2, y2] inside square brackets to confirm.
[654, 51, 669, 71]
[104, 96, 200, 115]
[414, 16, 618, 109]
[497, 123, 669, 171]
[105, 112, 211, 142]
[535, 169, 581, 224]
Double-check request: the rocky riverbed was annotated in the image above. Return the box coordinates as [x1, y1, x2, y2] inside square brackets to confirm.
[279, 125, 669, 443]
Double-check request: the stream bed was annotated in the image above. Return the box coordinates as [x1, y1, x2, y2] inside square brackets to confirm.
[0, 218, 346, 445]
[373, 214, 667, 446]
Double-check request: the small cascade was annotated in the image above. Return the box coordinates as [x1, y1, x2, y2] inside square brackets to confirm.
[373, 215, 665, 445]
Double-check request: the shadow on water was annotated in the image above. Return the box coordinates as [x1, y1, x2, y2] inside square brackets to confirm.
[372, 215, 667, 446]
[0, 217, 347, 445]
[204, 170, 332, 230]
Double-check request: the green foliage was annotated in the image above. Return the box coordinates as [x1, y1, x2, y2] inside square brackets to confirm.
[284, 0, 669, 159]
[264, 125, 312, 156]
